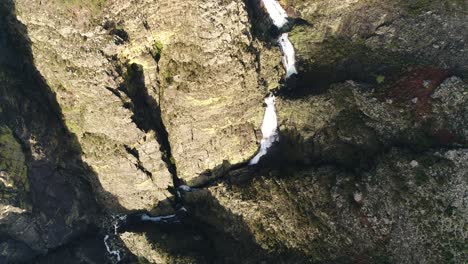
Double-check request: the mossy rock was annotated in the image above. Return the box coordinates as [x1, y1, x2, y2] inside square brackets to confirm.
[0, 125, 30, 208]
[288, 25, 418, 92]
[150, 41, 164, 62]
[404, 0, 467, 15]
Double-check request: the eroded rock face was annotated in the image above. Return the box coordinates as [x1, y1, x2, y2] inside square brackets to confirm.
[0, 2, 99, 261]
[183, 148, 467, 263]
[0, 0, 467, 263]
[283, 0, 468, 91]
[108, 0, 268, 180]
[14, 0, 173, 212]
[277, 76, 468, 168]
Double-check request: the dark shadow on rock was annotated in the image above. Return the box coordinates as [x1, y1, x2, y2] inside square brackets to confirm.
[117, 188, 310, 263]
[244, 0, 284, 44]
[87, 36, 309, 263]
[244, 0, 311, 42]
[277, 40, 418, 99]
[0, 1, 136, 262]
[117, 61, 178, 183]
[32, 226, 112, 264]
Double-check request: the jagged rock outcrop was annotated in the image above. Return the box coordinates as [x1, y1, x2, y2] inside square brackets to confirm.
[14, 0, 173, 212]
[277, 76, 468, 168]
[283, 0, 468, 92]
[1, 2, 99, 261]
[105, 0, 274, 180]
[183, 148, 467, 263]
[0, 0, 466, 263]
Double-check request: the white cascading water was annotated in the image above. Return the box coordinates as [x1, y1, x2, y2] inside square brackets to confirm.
[104, 235, 121, 262]
[278, 33, 297, 78]
[102, 214, 127, 263]
[141, 213, 177, 222]
[249, 94, 279, 165]
[102, 2, 298, 261]
[261, 0, 289, 28]
[249, 0, 298, 165]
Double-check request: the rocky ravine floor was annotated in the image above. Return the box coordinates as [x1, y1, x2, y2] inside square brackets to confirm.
[0, 0, 467, 263]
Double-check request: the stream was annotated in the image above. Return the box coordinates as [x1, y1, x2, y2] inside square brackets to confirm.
[103, 0, 298, 261]
[248, 0, 297, 165]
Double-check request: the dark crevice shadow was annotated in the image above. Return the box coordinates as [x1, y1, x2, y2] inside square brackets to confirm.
[182, 189, 311, 263]
[0, 1, 136, 262]
[107, 56, 302, 261]
[117, 189, 311, 263]
[244, 0, 282, 43]
[115, 60, 276, 190]
[31, 225, 111, 264]
[116, 62, 179, 185]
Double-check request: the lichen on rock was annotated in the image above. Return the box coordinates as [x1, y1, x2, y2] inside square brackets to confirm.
[0, 0, 467, 263]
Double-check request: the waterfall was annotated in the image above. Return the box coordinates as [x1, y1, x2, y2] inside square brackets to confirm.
[279, 33, 297, 78]
[141, 213, 179, 223]
[249, 0, 299, 165]
[261, 0, 289, 28]
[104, 235, 121, 262]
[260, 0, 297, 79]
[101, 4, 299, 261]
[249, 94, 279, 165]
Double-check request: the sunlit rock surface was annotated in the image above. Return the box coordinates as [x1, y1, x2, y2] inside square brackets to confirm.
[0, 0, 466, 263]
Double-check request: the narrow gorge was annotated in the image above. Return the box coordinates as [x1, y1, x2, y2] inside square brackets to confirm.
[0, 0, 467, 263]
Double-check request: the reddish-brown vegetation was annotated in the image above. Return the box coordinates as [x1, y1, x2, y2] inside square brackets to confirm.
[384, 67, 449, 118]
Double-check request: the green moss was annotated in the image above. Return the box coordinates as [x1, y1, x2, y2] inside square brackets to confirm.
[0, 126, 27, 183]
[169, 155, 177, 166]
[0, 125, 29, 208]
[376, 75, 385, 84]
[64, 119, 82, 136]
[405, 0, 432, 15]
[151, 41, 164, 61]
[161, 71, 174, 84]
[81, 132, 125, 157]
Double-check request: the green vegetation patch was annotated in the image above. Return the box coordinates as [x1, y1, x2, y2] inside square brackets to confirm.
[0, 125, 30, 208]
[151, 40, 164, 61]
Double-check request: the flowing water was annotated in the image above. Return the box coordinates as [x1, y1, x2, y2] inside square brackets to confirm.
[249, 94, 279, 165]
[260, 0, 289, 28]
[103, 1, 299, 260]
[249, 0, 297, 165]
[279, 33, 298, 78]
[104, 235, 121, 262]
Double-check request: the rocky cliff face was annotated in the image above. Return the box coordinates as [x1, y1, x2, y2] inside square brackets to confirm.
[0, 0, 466, 263]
